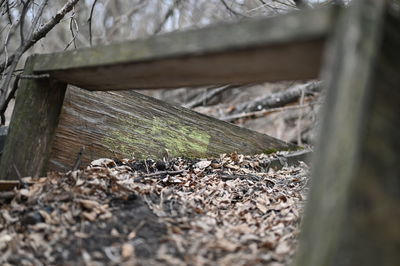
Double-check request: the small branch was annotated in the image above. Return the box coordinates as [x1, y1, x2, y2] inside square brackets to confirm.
[221, 101, 321, 122]
[72, 146, 85, 171]
[13, 163, 29, 188]
[296, 86, 305, 145]
[220, 0, 247, 17]
[184, 85, 233, 109]
[64, 9, 79, 50]
[5, 0, 12, 24]
[135, 169, 185, 182]
[233, 81, 322, 114]
[88, 0, 98, 46]
[153, 0, 181, 35]
[105, 2, 146, 41]
[142, 170, 185, 178]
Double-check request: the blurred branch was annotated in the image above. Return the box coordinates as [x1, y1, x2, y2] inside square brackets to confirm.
[105, 1, 146, 41]
[5, 0, 13, 24]
[0, 0, 48, 108]
[222, 100, 321, 122]
[233, 81, 322, 115]
[0, 0, 81, 124]
[184, 85, 234, 109]
[220, 0, 247, 17]
[65, 8, 79, 50]
[0, 0, 81, 73]
[153, 0, 181, 34]
[88, 0, 98, 46]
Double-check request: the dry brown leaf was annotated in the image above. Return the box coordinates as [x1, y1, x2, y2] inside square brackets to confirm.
[121, 243, 135, 259]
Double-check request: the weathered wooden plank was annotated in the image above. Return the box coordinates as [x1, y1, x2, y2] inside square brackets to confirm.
[0, 57, 67, 180]
[294, 0, 400, 265]
[47, 87, 297, 172]
[33, 7, 336, 90]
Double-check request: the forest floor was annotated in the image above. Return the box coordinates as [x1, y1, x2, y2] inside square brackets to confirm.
[0, 152, 309, 266]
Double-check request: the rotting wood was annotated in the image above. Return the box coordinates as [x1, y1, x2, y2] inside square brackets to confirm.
[47, 87, 297, 172]
[294, 0, 400, 265]
[0, 56, 67, 180]
[32, 7, 336, 90]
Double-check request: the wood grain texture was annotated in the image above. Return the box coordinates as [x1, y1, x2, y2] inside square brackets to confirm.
[294, 1, 400, 265]
[32, 7, 336, 90]
[48, 87, 297, 172]
[0, 56, 67, 180]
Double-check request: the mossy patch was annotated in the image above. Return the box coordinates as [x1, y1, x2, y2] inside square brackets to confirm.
[102, 115, 211, 159]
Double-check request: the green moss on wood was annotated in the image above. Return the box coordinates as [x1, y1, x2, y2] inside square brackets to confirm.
[102, 115, 211, 159]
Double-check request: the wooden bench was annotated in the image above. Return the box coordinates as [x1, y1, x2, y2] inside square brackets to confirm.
[1, 0, 399, 264]
[0, 7, 335, 175]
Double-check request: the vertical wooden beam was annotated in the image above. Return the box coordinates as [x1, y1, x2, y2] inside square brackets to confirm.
[0, 55, 67, 180]
[294, 0, 400, 265]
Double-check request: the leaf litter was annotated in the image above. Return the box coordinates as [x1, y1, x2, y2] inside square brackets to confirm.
[0, 152, 310, 265]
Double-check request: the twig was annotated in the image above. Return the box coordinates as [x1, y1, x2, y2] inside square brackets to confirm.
[153, 0, 181, 34]
[220, 0, 247, 17]
[297, 87, 305, 145]
[88, 0, 98, 46]
[72, 146, 85, 171]
[12, 164, 21, 179]
[5, 0, 12, 24]
[105, 2, 146, 41]
[12, 164, 28, 188]
[64, 8, 79, 50]
[143, 170, 184, 177]
[247, 0, 282, 14]
[184, 85, 234, 109]
[135, 170, 185, 182]
[134, 169, 185, 182]
[221, 101, 321, 122]
[144, 159, 149, 174]
[233, 81, 322, 114]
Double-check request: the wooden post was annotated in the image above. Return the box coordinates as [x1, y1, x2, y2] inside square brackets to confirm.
[294, 0, 400, 265]
[0, 55, 67, 180]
